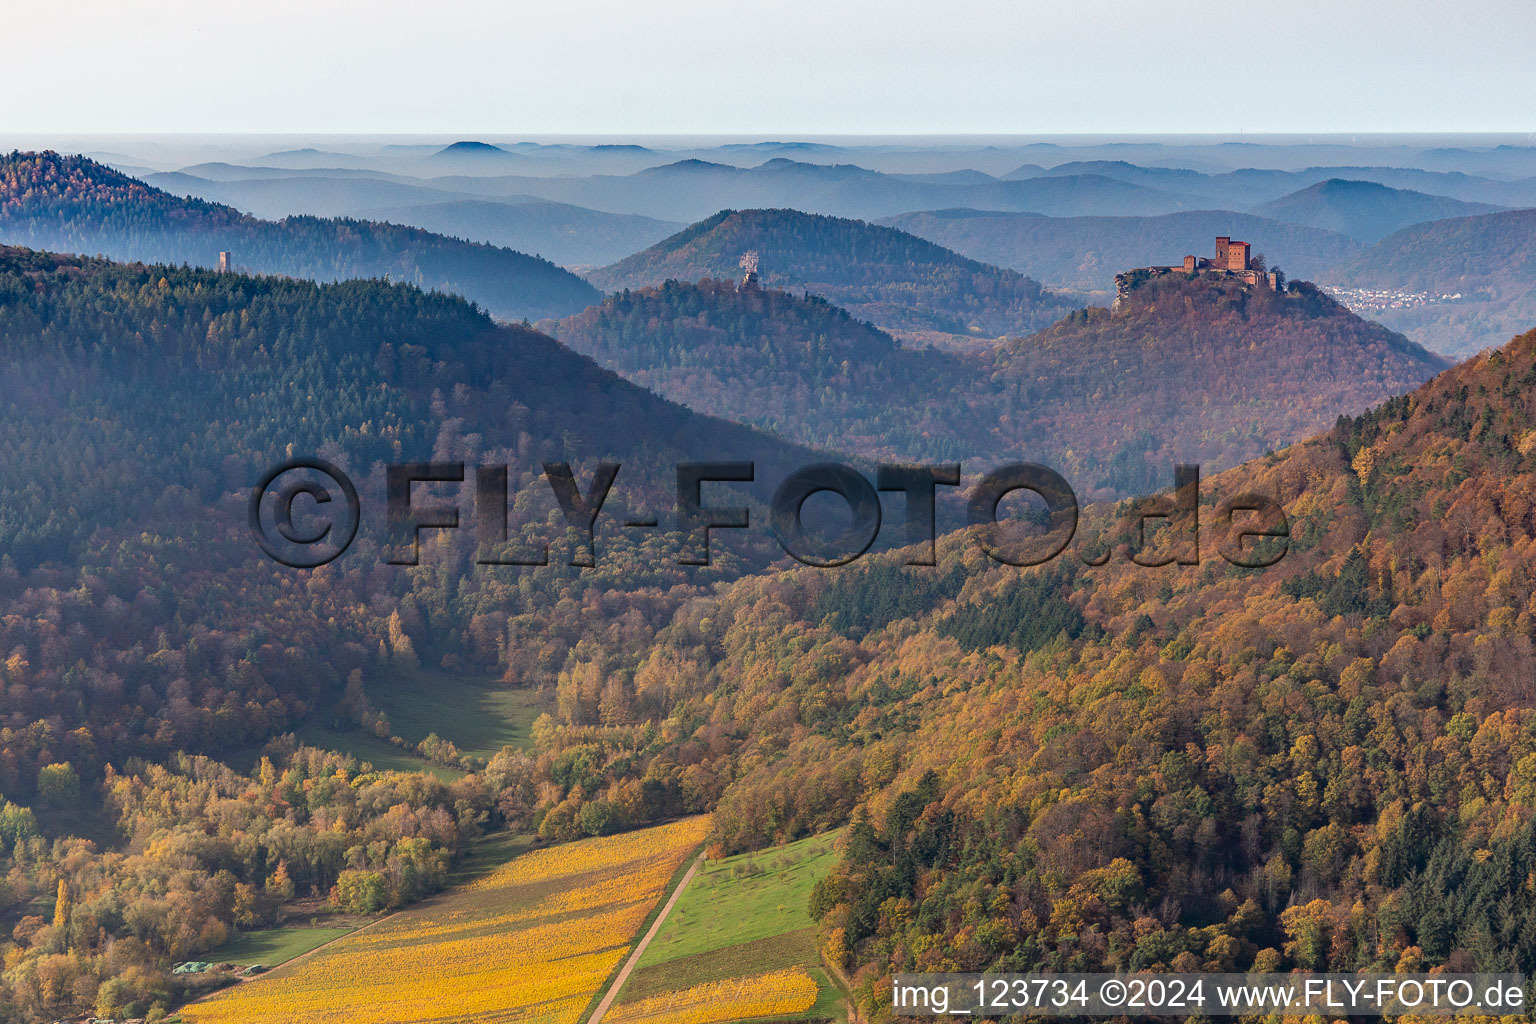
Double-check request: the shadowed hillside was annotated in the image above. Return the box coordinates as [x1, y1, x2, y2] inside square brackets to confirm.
[0, 151, 601, 321]
[553, 274, 1447, 495]
[587, 208, 1079, 341]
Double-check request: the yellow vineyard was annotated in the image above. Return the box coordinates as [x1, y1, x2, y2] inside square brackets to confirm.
[604, 968, 819, 1024]
[182, 817, 710, 1024]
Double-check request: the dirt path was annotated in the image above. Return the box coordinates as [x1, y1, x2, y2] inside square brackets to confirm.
[586, 852, 704, 1024]
[821, 951, 861, 1024]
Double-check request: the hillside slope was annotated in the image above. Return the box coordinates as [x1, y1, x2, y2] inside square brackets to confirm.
[356, 198, 682, 267]
[550, 278, 975, 458]
[553, 274, 1447, 493]
[0, 151, 600, 320]
[586, 208, 1078, 341]
[525, 319, 1536, 1019]
[0, 246, 819, 572]
[989, 274, 1448, 494]
[1253, 178, 1501, 244]
[1331, 207, 1536, 357]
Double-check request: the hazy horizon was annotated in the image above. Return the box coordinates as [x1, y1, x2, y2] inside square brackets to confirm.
[8, 0, 1535, 135]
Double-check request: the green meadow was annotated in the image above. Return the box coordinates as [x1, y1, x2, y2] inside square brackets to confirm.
[370, 669, 543, 761]
[283, 670, 544, 779]
[204, 927, 353, 967]
[615, 831, 845, 1021]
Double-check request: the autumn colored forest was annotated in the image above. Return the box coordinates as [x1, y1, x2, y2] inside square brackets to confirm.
[1, 143, 1536, 1024]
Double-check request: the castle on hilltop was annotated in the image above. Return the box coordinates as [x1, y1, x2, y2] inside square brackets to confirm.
[1114, 236, 1280, 310]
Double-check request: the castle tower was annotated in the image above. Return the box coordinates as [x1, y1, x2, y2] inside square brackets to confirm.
[1214, 237, 1230, 268]
[217, 251, 232, 273]
[739, 250, 760, 289]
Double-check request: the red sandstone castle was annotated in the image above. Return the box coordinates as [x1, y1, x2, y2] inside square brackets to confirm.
[1114, 236, 1281, 309]
[1178, 236, 1277, 289]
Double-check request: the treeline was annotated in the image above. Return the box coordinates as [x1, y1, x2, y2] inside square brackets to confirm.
[0, 741, 539, 1021]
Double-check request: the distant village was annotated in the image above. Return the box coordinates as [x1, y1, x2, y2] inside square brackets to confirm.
[1321, 283, 1466, 316]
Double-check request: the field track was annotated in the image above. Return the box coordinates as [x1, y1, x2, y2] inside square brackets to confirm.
[586, 852, 705, 1024]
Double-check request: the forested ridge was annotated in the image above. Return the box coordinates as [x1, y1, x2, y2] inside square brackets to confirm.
[0, 236, 1526, 1023]
[554, 274, 1448, 495]
[988, 275, 1450, 494]
[511, 322, 1536, 1020]
[586, 207, 1079, 340]
[0, 151, 601, 321]
[0, 247, 811, 1020]
[1333, 208, 1536, 357]
[551, 278, 976, 460]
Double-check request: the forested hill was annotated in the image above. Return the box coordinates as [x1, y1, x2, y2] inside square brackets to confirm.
[522, 319, 1536, 1020]
[1331, 207, 1536, 357]
[585, 207, 1079, 341]
[550, 278, 977, 459]
[553, 275, 1449, 494]
[0, 151, 600, 321]
[0, 246, 832, 1018]
[0, 245, 807, 572]
[990, 274, 1450, 494]
[1251, 177, 1501, 245]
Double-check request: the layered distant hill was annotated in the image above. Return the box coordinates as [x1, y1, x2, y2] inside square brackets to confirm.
[1330, 208, 1536, 357]
[0, 151, 600, 320]
[354, 198, 681, 268]
[881, 209, 1363, 292]
[426, 159, 1194, 223]
[158, 154, 1536, 225]
[1252, 178, 1502, 244]
[586, 208, 1079, 342]
[1012, 159, 1536, 211]
[554, 274, 1447, 494]
[156, 158, 1196, 226]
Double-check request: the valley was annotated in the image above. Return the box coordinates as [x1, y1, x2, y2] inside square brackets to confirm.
[2, 129, 1536, 1024]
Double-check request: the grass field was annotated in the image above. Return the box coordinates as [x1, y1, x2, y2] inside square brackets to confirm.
[291, 722, 464, 779]
[180, 817, 710, 1024]
[371, 668, 543, 761]
[203, 927, 352, 967]
[612, 831, 843, 1023]
[284, 670, 544, 779]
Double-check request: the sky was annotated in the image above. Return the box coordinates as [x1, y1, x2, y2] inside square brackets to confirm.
[5, 0, 1535, 135]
